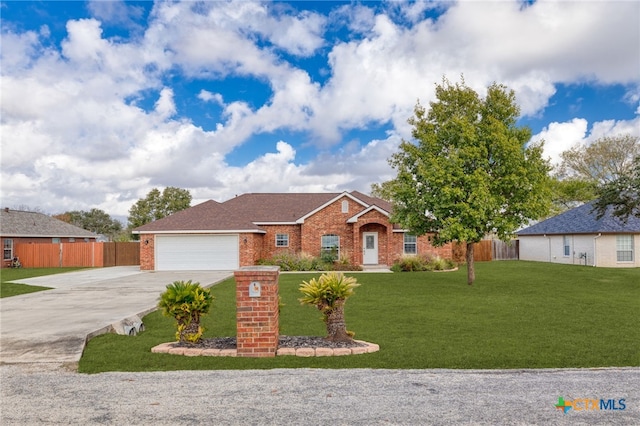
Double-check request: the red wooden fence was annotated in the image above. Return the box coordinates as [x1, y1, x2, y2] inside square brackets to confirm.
[13, 242, 139, 268]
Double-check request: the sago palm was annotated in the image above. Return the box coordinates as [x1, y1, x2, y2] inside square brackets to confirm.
[158, 280, 213, 343]
[299, 272, 360, 342]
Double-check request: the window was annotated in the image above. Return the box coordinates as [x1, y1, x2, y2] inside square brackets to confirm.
[321, 234, 340, 257]
[3, 239, 13, 261]
[404, 234, 417, 254]
[68, 238, 75, 243]
[52, 238, 60, 243]
[563, 236, 570, 257]
[616, 235, 634, 262]
[341, 200, 349, 213]
[276, 234, 289, 247]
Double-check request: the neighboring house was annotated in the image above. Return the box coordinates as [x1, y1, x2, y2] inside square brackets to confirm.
[1, 208, 99, 267]
[517, 202, 640, 268]
[133, 191, 452, 271]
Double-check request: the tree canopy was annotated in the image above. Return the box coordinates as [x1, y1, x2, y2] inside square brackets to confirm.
[558, 134, 639, 184]
[53, 208, 122, 239]
[386, 78, 551, 284]
[549, 134, 639, 216]
[128, 187, 192, 230]
[593, 155, 640, 222]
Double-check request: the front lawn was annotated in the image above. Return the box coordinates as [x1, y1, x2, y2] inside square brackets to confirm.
[0, 268, 85, 298]
[78, 261, 640, 373]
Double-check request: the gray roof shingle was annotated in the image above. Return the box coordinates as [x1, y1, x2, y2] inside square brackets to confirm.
[517, 202, 640, 236]
[0, 209, 99, 238]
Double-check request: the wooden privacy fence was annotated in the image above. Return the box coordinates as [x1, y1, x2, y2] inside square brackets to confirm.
[14, 242, 139, 268]
[452, 240, 519, 263]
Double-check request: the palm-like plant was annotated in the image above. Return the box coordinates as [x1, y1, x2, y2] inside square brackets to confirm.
[158, 280, 213, 343]
[299, 272, 360, 342]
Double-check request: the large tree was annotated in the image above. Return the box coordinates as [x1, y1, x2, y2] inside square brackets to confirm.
[558, 134, 639, 184]
[387, 78, 551, 285]
[53, 208, 122, 240]
[550, 134, 639, 215]
[128, 187, 192, 230]
[593, 155, 640, 222]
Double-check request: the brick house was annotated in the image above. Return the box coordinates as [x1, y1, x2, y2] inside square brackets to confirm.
[1, 208, 98, 267]
[133, 191, 452, 271]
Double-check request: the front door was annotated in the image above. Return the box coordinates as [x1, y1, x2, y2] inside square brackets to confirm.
[363, 232, 378, 264]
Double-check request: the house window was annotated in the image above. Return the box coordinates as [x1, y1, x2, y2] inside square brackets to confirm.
[52, 238, 60, 243]
[3, 239, 13, 261]
[404, 234, 417, 254]
[341, 200, 349, 213]
[69, 238, 75, 243]
[563, 236, 570, 257]
[276, 234, 289, 247]
[616, 235, 634, 262]
[321, 234, 340, 257]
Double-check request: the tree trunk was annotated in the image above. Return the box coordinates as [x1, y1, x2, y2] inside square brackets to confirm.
[179, 319, 201, 343]
[325, 300, 353, 342]
[466, 242, 475, 285]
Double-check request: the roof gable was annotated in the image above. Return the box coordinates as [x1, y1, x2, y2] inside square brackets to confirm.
[0, 209, 99, 238]
[296, 192, 370, 223]
[347, 205, 390, 223]
[132, 191, 395, 233]
[518, 202, 640, 236]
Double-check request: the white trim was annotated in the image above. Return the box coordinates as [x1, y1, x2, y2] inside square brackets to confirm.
[253, 222, 298, 226]
[347, 205, 390, 223]
[133, 229, 266, 235]
[1, 234, 97, 238]
[296, 192, 369, 224]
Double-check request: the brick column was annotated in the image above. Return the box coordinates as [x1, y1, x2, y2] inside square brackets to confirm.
[234, 266, 280, 357]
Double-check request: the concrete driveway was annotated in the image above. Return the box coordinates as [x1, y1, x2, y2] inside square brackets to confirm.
[0, 267, 232, 365]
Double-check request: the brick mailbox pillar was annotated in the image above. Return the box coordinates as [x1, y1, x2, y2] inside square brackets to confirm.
[234, 266, 280, 357]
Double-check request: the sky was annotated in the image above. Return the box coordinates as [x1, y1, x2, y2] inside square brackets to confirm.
[1, 0, 639, 223]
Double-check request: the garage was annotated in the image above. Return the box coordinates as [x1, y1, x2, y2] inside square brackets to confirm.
[155, 234, 239, 271]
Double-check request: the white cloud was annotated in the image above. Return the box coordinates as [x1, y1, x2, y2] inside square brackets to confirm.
[531, 115, 640, 168]
[198, 90, 224, 105]
[531, 118, 589, 166]
[1, 0, 638, 218]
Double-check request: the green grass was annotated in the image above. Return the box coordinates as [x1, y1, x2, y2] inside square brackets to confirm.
[78, 261, 640, 373]
[0, 268, 84, 298]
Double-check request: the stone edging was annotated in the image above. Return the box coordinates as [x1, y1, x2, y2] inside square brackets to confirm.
[151, 340, 379, 357]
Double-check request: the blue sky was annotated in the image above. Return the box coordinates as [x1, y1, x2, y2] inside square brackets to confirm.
[1, 0, 639, 221]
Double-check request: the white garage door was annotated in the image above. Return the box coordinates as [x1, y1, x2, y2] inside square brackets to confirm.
[156, 235, 239, 270]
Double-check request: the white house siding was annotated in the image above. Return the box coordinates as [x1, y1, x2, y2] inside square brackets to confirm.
[519, 234, 640, 268]
[519, 236, 551, 262]
[595, 234, 640, 268]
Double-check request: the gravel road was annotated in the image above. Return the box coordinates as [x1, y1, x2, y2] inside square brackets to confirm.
[1, 364, 638, 425]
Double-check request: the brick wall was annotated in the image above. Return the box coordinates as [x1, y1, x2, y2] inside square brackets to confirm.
[258, 224, 302, 260]
[234, 266, 280, 357]
[389, 232, 453, 264]
[301, 197, 361, 262]
[139, 234, 155, 270]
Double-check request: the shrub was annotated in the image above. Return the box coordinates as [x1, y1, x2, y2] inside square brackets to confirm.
[299, 272, 360, 342]
[392, 255, 456, 272]
[258, 251, 360, 271]
[258, 251, 320, 271]
[158, 280, 213, 343]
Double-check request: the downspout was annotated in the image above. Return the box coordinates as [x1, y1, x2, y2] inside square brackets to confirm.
[593, 233, 602, 267]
